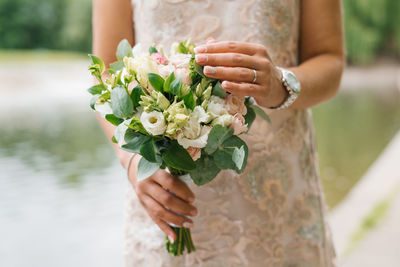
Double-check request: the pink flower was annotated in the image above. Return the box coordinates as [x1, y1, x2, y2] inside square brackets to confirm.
[174, 67, 192, 85]
[225, 94, 247, 115]
[186, 146, 201, 161]
[151, 52, 168, 65]
[230, 113, 248, 135]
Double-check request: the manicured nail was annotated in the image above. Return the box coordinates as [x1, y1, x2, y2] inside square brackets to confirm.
[204, 66, 216, 74]
[195, 54, 207, 63]
[168, 234, 175, 243]
[194, 45, 206, 53]
[221, 81, 228, 88]
[190, 209, 198, 216]
[183, 222, 193, 228]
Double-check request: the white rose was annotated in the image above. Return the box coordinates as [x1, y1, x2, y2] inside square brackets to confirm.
[225, 94, 247, 115]
[158, 64, 175, 78]
[140, 111, 167, 136]
[207, 95, 228, 118]
[133, 54, 159, 90]
[178, 126, 211, 149]
[169, 54, 191, 68]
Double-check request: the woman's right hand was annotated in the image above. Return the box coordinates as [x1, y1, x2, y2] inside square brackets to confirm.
[127, 155, 198, 243]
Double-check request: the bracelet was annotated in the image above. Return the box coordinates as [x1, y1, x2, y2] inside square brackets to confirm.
[126, 153, 136, 180]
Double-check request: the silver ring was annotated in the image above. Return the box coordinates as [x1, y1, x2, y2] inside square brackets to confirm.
[251, 69, 257, 83]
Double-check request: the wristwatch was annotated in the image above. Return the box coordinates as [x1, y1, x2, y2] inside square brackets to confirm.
[270, 67, 301, 110]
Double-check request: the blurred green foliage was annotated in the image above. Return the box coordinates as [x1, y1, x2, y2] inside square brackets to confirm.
[0, 0, 399, 64]
[0, 0, 92, 52]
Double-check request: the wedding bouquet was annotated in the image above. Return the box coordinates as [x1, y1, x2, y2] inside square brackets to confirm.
[87, 39, 270, 256]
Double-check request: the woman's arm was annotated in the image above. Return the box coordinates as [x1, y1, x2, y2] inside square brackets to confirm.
[92, 0, 135, 168]
[194, 0, 345, 109]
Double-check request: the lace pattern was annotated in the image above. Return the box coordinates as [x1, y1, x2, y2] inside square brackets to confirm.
[125, 0, 337, 266]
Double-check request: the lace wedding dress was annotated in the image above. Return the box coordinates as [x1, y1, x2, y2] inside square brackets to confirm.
[124, 0, 337, 266]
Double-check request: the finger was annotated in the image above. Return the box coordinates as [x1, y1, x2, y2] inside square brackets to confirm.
[203, 66, 262, 84]
[152, 170, 195, 203]
[221, 80, 264, 97]
[154, 217, 176, 243]
[206, 37, 217, 44]
[142, 193, 194, 228]
[194, 41, 266, 56]
[195, 53, 266, 70]
[146, 182, 198, 216]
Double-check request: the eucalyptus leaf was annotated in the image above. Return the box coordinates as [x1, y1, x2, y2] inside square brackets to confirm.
[88, 84, 106, 95]
[110, 86, 133, 119]
[232, 146, 245, 170]
[110, 61, 124, 72]
[122, 132, 149, 154]
[130, 85, 145, 109]
[222, 136, 248, 173]
[243, 103, 256, 129]
[194, 61, 206, 78]
[212, 81, 226, 98]
[250, 105, 271, 124]
[140, 139, 157, 163]
[189, 155, 220, 186]
[204, 125, 234, 155]
[90, 95, 99, 110]
[162, 141, 196, 171]
[137, 157, 162, 182]
[213, 148, 236, 170]
[147, 73, 165, 92]
[116, 39, 133, 61]
[105, 114, 123, 126]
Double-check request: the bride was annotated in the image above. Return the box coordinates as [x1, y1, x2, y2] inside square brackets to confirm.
[92, 0, 344, 266]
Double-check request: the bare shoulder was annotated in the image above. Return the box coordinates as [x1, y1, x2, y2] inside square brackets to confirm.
[92, 0, 135, 65]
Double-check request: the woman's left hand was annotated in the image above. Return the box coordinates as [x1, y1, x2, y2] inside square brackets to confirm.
[194, 41, 288, 108]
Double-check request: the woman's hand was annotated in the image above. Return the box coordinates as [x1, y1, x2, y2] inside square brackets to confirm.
[194, 41, 288, 108]
[128, 155, 198, 243]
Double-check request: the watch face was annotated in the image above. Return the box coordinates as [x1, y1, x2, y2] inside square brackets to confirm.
[285, 71, 301, 95]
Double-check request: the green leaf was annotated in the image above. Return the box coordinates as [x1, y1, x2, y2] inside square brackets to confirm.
[222, 136, 248, 173]
[130, 85, 145, 109]
[213, 148, 236, 170]
[116, 39, 133, 61]
[122, 131, 149, 154]
[87, 84, 106, 95]
[212, 81, 226, 98]
[110, 86, 133, 119]
[89, 54, 105, 74]
[243, 103, 256, 129]
[147, 73, 165, 92]
[204, 125, 234, 155]
[232, 146, 245, 170]
[163, 72, 175, 93]
[149, 46, 158, 54]
[162, 141, 196, 171]
[189, 155, 220, 186]
[105, 114, 123, 126]
[183, 90, 195, 110]
[107, 68, 116, 75]
[90, 95, 99, 110]
[110, 61, 124, 72]
[140, 139, 157, 162]
[111, 136, 118, 144]
[137, 157, 162, 182]
[250, 105, 271, 124]
[170, 77, 182, 97]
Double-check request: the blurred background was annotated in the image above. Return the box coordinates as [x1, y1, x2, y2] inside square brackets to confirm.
[0, 0, 399, 266]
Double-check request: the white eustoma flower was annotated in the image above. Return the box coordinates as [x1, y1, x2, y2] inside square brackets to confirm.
[94, 102, 113, 117]
[207, 95, 228, 118]
[212, 113, 233, 127]
[178, 126, 211, 149]
[140, 111, 167, 136]
[177, 106, 210, 148]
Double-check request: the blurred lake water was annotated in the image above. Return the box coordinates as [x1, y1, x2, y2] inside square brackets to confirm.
[0, 54, 399, 266]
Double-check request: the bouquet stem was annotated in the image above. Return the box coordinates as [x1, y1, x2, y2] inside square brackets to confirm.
[165, 166, 196, 256]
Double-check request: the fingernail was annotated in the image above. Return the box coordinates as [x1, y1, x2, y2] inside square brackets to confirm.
[188, 196, 195, 203]
[221, 81, 228, 88]
[194, 45, 206, 53]
[190, 209, 198, 216]
[204, 66, 216, 74]
[195, 54, 207, 63]
[183, 222, 193, 228]
[168, 234, 175, 243]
